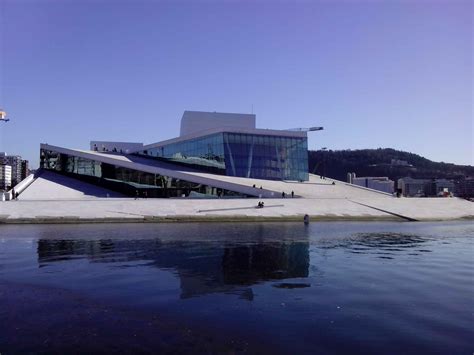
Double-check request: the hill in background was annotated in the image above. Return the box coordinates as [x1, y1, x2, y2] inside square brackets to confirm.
[308, 148, 474, 183]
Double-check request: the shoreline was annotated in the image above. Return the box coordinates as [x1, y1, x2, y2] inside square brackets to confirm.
[1, 214, 473, 224]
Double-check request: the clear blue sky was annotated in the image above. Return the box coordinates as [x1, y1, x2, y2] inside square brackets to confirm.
[1, 0, 472, 168]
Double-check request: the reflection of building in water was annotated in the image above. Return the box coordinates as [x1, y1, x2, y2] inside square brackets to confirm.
[222, 243, 309, 285]
[37, 239, 309, 299]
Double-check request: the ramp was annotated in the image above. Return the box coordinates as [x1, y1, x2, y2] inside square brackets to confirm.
[19, 170, 124, 200]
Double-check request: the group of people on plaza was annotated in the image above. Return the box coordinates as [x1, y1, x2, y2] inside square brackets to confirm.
[92, 144, 123, 154]
[253, 184, 295, 199]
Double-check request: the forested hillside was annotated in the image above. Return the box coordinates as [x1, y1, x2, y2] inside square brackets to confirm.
[308, 148, 474, 182]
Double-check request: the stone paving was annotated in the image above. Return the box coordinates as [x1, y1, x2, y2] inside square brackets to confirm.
[1, 196, 472, 223]
[1, 171, 472, 223]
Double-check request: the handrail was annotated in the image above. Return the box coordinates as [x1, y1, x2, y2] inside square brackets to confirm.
[5, 171, 39, 200]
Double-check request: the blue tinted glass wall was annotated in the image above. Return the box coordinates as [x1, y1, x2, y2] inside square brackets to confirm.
[137, 133, 225, 174]
[137, 132, 309, 181]
[223, 133, 308, 181]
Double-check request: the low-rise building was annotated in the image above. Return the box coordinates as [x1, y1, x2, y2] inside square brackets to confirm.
[397, 177, 455, 197]
[430, 179, 455, 196]
[397, 177, 430, 197]
[347, 173, 394, 194]
[454, 178, 474, 198]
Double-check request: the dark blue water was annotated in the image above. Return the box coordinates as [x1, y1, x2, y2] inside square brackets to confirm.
[0, 221, 473, 354]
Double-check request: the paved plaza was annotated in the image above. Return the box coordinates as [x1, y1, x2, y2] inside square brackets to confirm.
[1, 171, 472, 223]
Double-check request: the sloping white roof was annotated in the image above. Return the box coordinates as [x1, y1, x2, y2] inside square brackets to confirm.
[40, 144, 278, 198]
[39, 144, 395, 200]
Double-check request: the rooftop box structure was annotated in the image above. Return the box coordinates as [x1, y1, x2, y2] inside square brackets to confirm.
[180, 111, 256, 136]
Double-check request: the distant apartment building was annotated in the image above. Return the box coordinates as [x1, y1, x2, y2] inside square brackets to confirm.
[0, 152, 29, 187]
[397, 177, 455, 197]
[347, 173, 394, 194]
[0, 164, 12, 190]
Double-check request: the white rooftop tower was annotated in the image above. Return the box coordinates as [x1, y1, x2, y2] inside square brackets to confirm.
[180, 111, 256, 137]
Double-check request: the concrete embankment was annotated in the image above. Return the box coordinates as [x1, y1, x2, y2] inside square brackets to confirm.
[0, 197, 472, 224]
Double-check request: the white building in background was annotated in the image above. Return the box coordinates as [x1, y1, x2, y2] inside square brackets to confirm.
[0, 164, 12, 190]
[347, 173, 394, 194]
[0, 152, 23, 186]
[0, 152, 30, 187]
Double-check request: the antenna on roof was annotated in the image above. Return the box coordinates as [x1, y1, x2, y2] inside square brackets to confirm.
[286, 127, 324, 132]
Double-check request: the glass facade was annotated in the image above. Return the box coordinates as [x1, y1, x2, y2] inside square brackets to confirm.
[138, 132, 309, 181]
[40, 149, 249, 198]
[223, 133, 308, 181]
[139, 133, 226, 174]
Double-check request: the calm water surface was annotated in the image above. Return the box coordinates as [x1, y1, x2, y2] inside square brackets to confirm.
[0, 221, 473, 354]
